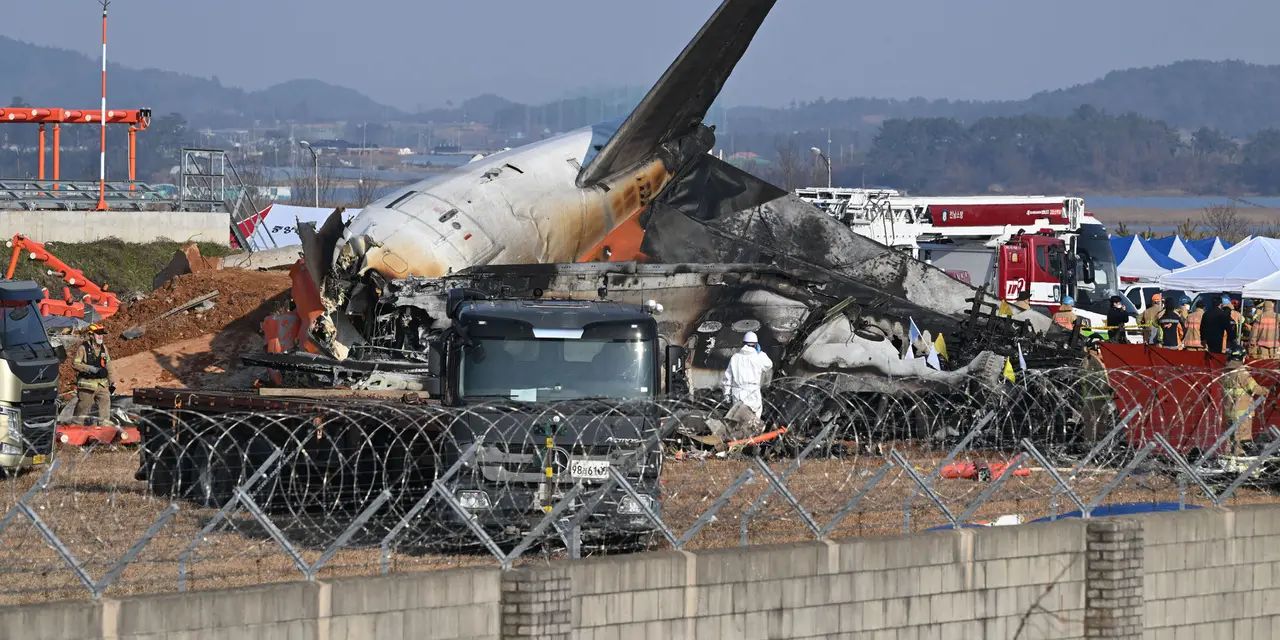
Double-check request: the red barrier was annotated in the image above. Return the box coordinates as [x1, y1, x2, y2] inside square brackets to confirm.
[1099, 344, 1280, 453]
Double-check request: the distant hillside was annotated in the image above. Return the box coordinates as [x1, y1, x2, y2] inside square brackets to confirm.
[1013, 61, 1280, 135]
[5, 34, 1279, 138]
[0, 36, 402, 123]
[723, 61, 1280, 138]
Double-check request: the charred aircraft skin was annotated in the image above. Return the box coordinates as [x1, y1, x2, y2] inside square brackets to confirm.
[356, 262, 1077, 395]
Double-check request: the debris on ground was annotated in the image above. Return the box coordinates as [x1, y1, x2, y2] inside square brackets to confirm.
[58, 269, 291, 391]
[151, 242, 225, 290]
[121, 291, 221, 340]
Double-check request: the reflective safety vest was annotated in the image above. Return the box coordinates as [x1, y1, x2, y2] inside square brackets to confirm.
[1185, 310, 1204, 348]
[80, 344, 108, 379]
[1255, 313, 1279, 348]
[1052, 308, 1076, 330]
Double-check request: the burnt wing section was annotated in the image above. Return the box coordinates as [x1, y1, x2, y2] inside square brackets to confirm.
[576, 0, 778, 186]
[642, 190, 984, 318]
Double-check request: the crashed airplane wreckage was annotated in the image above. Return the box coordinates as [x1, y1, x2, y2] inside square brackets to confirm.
[129, 0, 1104, 528]
[257, 0, 1088, 401]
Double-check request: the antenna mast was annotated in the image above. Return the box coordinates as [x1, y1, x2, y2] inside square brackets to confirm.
[95, 0, 110, 211]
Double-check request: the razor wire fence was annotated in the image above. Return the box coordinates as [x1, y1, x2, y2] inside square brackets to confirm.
[2, 366, 1280, 605]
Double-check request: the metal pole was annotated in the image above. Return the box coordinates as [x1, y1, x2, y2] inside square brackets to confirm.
[52, 124, 61, 191]
[96, 1, 110, 211]
[826, 128, 833, 188]
[312, 151, 319, 208]
[38, 124, 46, 181]
[128, 125, 136, 190]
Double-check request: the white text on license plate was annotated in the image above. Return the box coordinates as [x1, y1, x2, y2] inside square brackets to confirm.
[569, 459, 610, 480]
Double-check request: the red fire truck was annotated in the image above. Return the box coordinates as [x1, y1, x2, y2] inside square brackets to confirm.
[793, 190, 1134, 330]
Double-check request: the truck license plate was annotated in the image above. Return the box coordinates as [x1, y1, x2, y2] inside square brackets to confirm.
[31, 454, 46, 465]
[569, 459, 610, 480]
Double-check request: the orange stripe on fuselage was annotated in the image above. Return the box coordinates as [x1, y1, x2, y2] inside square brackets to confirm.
[578, 209, 649, 263]
[578, 158, 670, 263]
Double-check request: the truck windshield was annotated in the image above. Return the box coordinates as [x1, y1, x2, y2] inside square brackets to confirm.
[0, 302, 48, 349]
[461, 338, 655, 402]
[1074, 223, 1123, 315]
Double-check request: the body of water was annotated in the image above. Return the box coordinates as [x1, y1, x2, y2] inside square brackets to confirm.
[1085, 195, 1280, 209]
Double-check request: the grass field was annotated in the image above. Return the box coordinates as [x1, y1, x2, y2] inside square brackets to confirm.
[6, 239, 235, 296]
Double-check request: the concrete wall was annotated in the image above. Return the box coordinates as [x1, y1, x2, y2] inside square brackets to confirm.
[326, 568, 501, 640]
[568, 523, 1089, 640]
[1143, 504, 1280, 639]
[12, 504, 1280, 639]
[0, 210, 229, 245]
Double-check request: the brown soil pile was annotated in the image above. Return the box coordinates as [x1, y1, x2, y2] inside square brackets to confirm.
[59, 269, 292, 389]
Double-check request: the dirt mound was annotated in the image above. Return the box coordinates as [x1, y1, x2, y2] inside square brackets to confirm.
[59, 269, 292, 390]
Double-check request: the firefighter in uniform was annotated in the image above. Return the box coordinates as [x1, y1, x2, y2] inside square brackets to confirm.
[1139, 293, 1164, 344]
[1251, 300, 1280, 360]
[1079, 337, 1113, 442]
[1184, 300, 1206, 350]
[1222, 347, 1269, 456]
[1052, 296, 1078, 331]
[72, 324, 115, 426]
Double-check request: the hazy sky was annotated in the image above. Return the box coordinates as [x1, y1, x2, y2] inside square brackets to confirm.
[5, 1, 1280, 110]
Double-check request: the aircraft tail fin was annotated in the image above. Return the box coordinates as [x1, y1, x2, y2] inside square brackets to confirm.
[575, 0, 777, 187]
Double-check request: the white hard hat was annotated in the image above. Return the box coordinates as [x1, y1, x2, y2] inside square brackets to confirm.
[743, 331, 759, 344]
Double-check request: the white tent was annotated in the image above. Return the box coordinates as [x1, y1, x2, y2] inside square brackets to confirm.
[1207, 237, 1233, 258]
[1244, 270, 1280, 300]
[1116, 235, 1185, 281]
[1188, 236, 1233, 259]
[1148, 235, 1207, 265]
[1159, 237, 1280, 292]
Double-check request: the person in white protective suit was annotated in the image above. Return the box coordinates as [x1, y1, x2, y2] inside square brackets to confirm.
[721, 331, 774, 419]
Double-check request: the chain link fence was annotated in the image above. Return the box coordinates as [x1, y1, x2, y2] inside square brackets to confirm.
[2, 366, 1278, 605]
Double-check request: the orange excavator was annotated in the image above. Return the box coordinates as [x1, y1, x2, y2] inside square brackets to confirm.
[4, 235, 120, 321]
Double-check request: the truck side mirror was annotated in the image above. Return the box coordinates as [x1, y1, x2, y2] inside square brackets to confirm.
[664, 345, 689, 397]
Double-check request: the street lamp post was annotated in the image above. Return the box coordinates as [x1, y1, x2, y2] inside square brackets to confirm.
[299, 140, 319, 208]
[810, 146, 832, 189]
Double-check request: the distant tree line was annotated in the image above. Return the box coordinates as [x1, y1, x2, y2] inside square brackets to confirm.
[853, 106, 1280, 195]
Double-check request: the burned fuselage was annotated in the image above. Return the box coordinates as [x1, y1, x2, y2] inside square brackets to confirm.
[354, 262, 1065, 397]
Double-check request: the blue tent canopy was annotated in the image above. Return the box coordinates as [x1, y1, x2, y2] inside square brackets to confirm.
[1117, 236, 1185, 280]
[1147, 235, 1207, 264]
[1188, 237, 1233, 259]
[1110, 236, 1134, 263]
